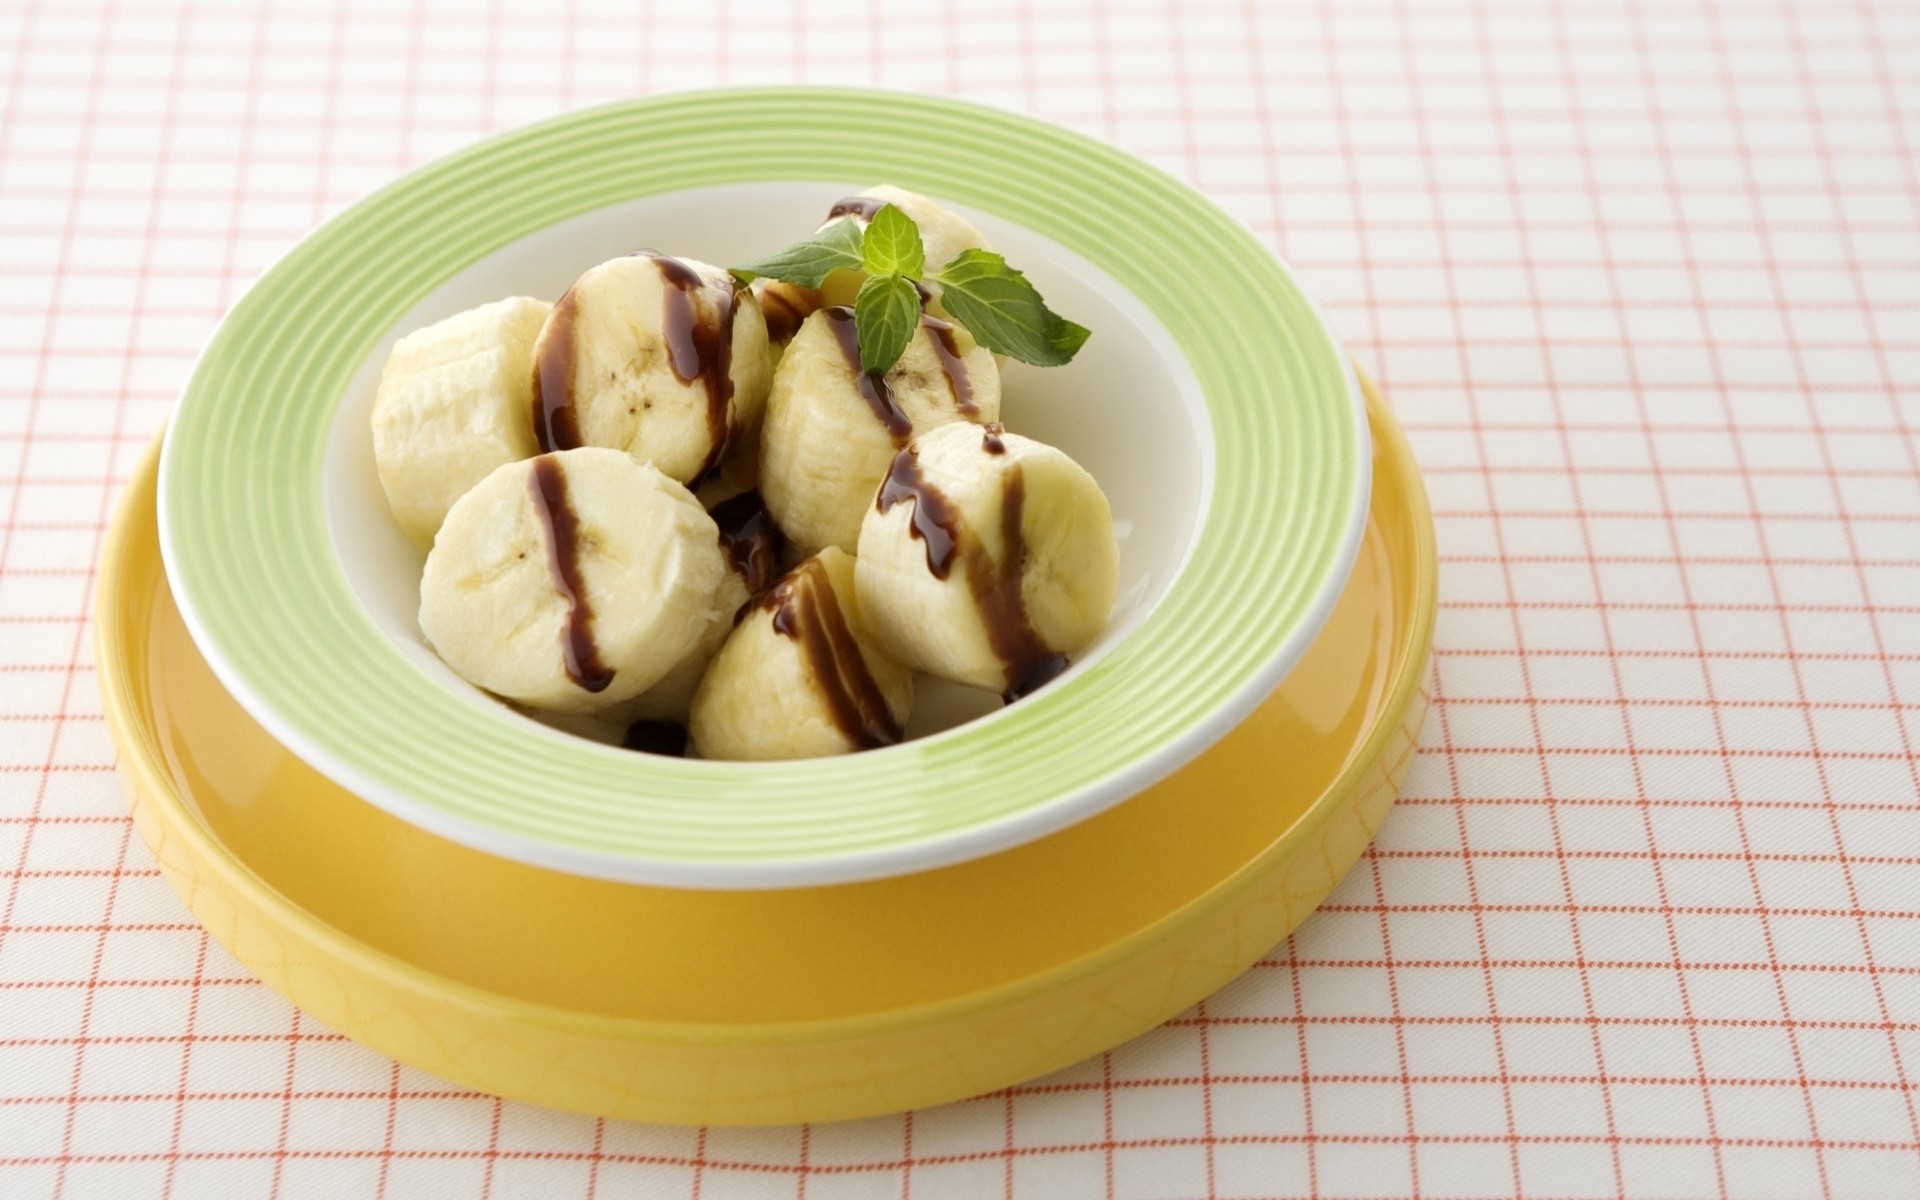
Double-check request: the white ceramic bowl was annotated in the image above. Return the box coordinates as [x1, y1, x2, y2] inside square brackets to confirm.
[159, 90, 1370, 887]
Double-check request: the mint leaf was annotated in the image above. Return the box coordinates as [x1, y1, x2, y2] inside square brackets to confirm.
[738, 196, 1091, 374]
[861, 204, 924, 278]
[729, 216, 865, 288]
[931, 250, 1090, 367]
[854, 274, 920, 374]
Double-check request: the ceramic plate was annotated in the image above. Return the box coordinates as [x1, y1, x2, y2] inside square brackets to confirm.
[159, 88, 1369, 887]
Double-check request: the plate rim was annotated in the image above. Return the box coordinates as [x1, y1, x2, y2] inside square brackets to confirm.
[157, 86, 1372, 887]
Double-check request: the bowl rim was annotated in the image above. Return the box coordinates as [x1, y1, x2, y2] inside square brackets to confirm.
[157, 86, 1371, 888]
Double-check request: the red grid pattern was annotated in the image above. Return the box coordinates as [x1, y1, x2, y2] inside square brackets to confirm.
[1, 1, 1916, 1197]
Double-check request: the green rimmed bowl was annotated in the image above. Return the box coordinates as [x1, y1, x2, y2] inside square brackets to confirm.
[158, 88, 1369, 889]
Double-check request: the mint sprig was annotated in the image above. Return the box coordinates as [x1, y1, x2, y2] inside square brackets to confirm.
[732, 201, 1089, 375]
[729, 216, 865, 289]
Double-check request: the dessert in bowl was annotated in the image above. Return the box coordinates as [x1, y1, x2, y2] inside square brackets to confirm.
[375, 184, 1117, 760]
[157, 89, 1369, 887]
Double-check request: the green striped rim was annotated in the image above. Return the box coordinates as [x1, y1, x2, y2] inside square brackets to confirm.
[160, 89, 1365, 882]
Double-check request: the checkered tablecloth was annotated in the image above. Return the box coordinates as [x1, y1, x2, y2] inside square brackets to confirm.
[3, 1, 1917, 1197]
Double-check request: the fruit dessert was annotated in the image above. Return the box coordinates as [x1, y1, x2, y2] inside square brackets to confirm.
[372, 186, 1117, 761]
[690, 547, 915, 762]
[858, 422, 1116, 701]
[372, 297, 550, 547]
[530, 253, 770, 485]
[418, 447, 732, 715]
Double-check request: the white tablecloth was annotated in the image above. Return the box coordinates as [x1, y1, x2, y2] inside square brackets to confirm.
[1, 1, 1916, 1196]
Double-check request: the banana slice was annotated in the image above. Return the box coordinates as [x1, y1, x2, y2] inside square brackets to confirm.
[531, 253, 772, 486]
[604, 488, 785, 723]
[816, 185, 993, 308]
[855, 422, 1118, 699]
[760, 307, 999, 556]
[419, 447, 731, 715]
[371, 296, 549, 547]
[604, 569, 747, 724]
[689, 547, 913, 761]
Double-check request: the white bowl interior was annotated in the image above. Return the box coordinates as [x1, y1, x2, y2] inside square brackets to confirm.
[323, 182, 1212, 748]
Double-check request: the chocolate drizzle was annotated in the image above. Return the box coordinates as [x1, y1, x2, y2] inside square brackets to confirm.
[976, 469, 1067, 702]
[875, 449, 1067, 703]
[921, 315, 977, 415]
[751, 559, 903, 750]
[622, 720, 688, 757]
[821, 306, 912, 442]
[1003, 654, 1069, 702]
[981, 422, 1007, 455]
[532, 288, 583, 454]
[756, 280, 822, 344]
[532, 254, 738, 482]
[528, 456, 613, 694]
[875, 446, 960, 579]
[707, 489, 785, 596]
[653, 253, 740, 484]
[826, 195, 886, 222]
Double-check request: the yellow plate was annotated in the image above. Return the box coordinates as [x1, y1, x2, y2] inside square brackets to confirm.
[98, 374, 1434, 1126]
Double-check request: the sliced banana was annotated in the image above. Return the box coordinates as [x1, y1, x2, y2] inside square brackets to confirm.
[605, 487, 785, 723]
[531, 253, 772, 486]
[603, 569, 748, 724]
[371, 296, 549, 547]
[856, 422, 1117, 698]
[689, 547, 913, 761]
[419, 447, 731, 715]
[760, 307, 999, 556]
[817, 185, 993, 308]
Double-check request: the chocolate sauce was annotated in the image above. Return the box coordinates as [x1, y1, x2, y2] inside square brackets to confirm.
[875, 446, 960, 578]
[532, 288, 583, 454]
[652, 253, 739, 484]
[826, 195, 886, 222]
[762, 584, 802, 639]
[821, 306, 912, 441]
[757, 280, 821, 344]
[751, 559, 903, 749]
[528, 456, 613, 693]
[981, 422, 1007, 455]
[707, 489, 785, 596]
[622, 720, 687, 757]
[921, 315, 977, 415]
[1003, 654, 1069, 703]
[873, 453, 1067, 703]
[976, 468, 1066, 702]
